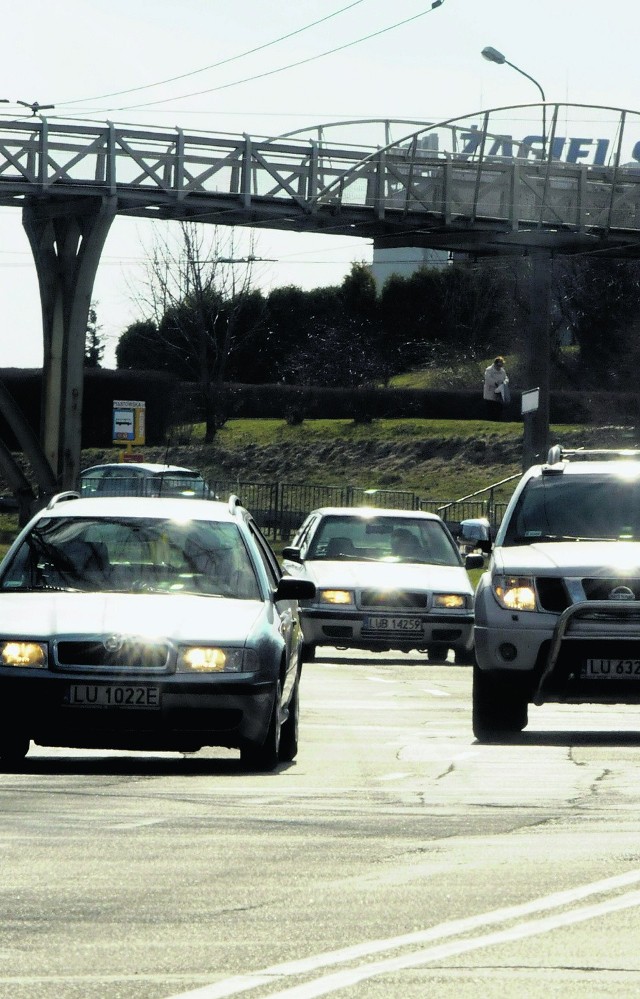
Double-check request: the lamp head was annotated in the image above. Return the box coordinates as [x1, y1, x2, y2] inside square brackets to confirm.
[481, 46, 506, 65]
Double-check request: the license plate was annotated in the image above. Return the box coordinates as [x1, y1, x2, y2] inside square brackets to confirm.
[68, 684, 161, 709]
[584, 659, 640, 678]
[364, 616, 423, 633]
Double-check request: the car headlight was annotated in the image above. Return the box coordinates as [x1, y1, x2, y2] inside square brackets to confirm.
[318, 589, 354, 605]
[433, 594, 468, 609]
[492, 575, 537, 611]
[176, 647, 258, 673]
[0, 641, 48, 668]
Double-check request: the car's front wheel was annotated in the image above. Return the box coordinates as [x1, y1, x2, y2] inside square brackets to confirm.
[472, 664, 528, 742]
[279, 679, 299, 762]
[0, 734, 30, 764]
[240, 682, 282, 772]
[301, 643, 316, 663]
[453, 646, 475, 666]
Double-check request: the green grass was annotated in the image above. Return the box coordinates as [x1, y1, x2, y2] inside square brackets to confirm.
[192, 416, 522, 446]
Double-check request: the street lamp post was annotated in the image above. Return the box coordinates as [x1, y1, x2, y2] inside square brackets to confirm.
[481, 46, 546, 158]
[481, 46, 550, 467]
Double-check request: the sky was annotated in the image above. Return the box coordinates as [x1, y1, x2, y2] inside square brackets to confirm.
[1, 0, 637, 368]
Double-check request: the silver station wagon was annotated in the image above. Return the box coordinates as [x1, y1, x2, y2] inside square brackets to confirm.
[0, 493, 314, 769]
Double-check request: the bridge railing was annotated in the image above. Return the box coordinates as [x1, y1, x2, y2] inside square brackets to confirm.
[1, 103, 639, 238]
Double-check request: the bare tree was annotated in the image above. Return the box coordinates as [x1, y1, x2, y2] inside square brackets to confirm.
[130, 221, 261, 441]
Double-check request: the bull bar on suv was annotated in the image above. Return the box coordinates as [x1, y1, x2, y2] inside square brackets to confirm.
[472, 444, 640, 739]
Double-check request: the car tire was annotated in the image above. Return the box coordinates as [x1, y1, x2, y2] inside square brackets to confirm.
[453, 646, 475, 666]
[279, 679, 299, 763]
[472, 664, 528, 742]
[0, 734, 30, 764]
[240, 681, 282, 772]
[301, 643, 316, 663]
[426, 644, 449, 663]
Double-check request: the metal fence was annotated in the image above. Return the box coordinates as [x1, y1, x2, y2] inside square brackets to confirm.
[210, 480, 515, 541]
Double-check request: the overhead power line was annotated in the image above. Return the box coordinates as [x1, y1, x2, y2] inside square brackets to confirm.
[99, 4, 447, 113]
[57, 1, 366, 106]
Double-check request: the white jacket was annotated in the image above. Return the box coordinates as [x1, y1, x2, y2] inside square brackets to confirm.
[483, 363, 508, 402]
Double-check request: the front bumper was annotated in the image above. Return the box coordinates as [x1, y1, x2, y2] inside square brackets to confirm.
[301, 607, 474, 652]
[0, 668, 277, 751]
[476, 600, 640, 705]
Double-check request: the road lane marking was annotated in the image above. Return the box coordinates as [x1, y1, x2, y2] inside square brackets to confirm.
[421, 686, 450, 697]
[248, 888, 640, 999]
[164, 869, 640, 999]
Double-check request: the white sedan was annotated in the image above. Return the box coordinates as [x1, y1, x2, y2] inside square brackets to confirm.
[283, 507, 482, 664]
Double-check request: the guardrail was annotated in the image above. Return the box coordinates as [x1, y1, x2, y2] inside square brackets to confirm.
[209, 479, 516, 541]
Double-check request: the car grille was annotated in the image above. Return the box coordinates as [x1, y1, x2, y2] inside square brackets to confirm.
[535, 577, 640, 613]
[582, 577, 640, 601]
[54, 639, 170, 672]
[359, 590, 428, 609]
[536, 577, 571, 612]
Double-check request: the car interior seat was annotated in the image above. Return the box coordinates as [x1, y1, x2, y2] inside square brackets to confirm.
[325, 536, 356, 558]
[62, 540, 111, 585]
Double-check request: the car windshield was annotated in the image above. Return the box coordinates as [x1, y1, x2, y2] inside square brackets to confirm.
[503, 472, 640, 545]
[80, 470, 210, 498]
[306, 515, 460, 566]
[0, 517, 261, 598]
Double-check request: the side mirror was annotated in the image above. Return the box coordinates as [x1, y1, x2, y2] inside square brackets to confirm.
[282, 546, 303, 563]
[275, 576, 316, 601]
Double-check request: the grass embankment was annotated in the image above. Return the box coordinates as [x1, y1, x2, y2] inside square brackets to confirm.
[2, 417, 634, 561]
[88, 417, 533, 500]
[85, 415, 638, 505]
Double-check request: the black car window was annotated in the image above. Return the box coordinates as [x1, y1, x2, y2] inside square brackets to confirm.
[503, 472, 640, 544]
[247, 522, 280, 589]
[296, 515, 320, 557]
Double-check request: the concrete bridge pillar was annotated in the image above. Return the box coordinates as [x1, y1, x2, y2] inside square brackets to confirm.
[22, 196, 117, 491]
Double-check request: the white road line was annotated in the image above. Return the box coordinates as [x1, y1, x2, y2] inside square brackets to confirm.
[258, 888, 640, 999]
[164, 869, 640, 999]
[421, 686, 450, 697]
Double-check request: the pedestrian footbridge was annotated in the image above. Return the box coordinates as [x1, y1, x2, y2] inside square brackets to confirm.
[1, 102, 639, 513]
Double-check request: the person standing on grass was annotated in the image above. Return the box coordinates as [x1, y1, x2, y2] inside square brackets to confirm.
[483, 355, 509, 421]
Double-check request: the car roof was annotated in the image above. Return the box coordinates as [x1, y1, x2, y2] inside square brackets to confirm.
[307, 506, 443, 522]
[80, 463, 201, 475]
[528, 460, 640, 478]
[34, 495, 240, 523]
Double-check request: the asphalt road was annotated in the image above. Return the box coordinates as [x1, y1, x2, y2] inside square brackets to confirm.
[3, 649, 640, 999]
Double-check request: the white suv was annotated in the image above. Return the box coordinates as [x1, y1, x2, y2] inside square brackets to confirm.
[473, 446, 640, 740]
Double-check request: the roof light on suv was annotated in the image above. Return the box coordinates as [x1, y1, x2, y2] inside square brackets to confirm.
[547, 444, 640, 466]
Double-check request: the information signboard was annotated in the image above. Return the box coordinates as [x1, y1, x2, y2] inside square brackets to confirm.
[112, 400, 145, 446]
